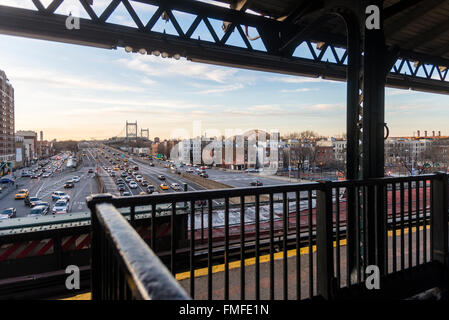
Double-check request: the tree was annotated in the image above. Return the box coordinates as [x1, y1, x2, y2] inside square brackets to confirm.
[283, 130, 322, 142]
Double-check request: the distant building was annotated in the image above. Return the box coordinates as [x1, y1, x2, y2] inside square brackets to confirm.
[332, 139, 347, 162]
[0, 69, 15, 162]
[14, 135, 25, 167]
[385, 137, 433, 166]
[315, 139, 335, 167]
[151, 142, 159, 156]
[16, 130, 38, 163]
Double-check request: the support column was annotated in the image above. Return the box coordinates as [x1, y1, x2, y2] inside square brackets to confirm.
[340, 8, 362, 285]
[362, 0, 387, 271]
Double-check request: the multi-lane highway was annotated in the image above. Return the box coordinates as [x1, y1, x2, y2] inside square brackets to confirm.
[91, 146, 207, 197]
[0, 151, 98, 218]
[99, 144, 304, 196]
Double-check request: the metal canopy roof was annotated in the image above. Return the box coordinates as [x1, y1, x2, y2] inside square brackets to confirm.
[0, 0, 448, 93]
[217, 0, 449, 60]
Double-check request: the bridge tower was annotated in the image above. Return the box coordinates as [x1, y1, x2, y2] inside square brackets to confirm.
[141, 128, 149, 140]
[126, 121, 138, 143]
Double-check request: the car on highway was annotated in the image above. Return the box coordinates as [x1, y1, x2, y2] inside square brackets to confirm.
[117, 184, 126, 191]
[139, 191, 147, 195]
[147, 185, 155, 193]
[149, 163, 155, 167]
[170, 183, 180, 190]
[24, 196, 41, 207]
[64, 181, 74, 188]
[52, 191, 70, 201]
[129, 181, 138, 189]
[122, 191, 131, 196]
[88, 168, 94, 173]
[125, 176, 132, 183]
[141, 180, 148, 187]
[0, 208, 16, 219]
[186, 168, 193, 173]
[30, 174, 39, 179]
[133, 166, 139, 171]
[152, 191, 159, 195]
[32, 201, 50, 210]
[160, 183, 169, 190]
[14, 189, 29, 200]
[42, 172, 51, 178]
[158, 175, 166, 180]
[121, 172, 127, 177]
[117, 178, 124, 184]
[72, 176, 80, 183]
[250, 180, 263, 186]
[135, 175, 143, 182]
[21, 171, 30, 177]
[200, 173, 209, 178]
[28, 205, 49, 217]
[52, 199, 68, 214]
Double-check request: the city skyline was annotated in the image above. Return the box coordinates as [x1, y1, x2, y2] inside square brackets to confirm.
[1, 1, 449, 141]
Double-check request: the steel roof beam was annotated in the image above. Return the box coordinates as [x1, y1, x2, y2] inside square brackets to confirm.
[278, 1, 320, 25]
[0, 4, 449, 94]
[383, 0, 426, 20]
[384, 0, 446, 38]
[403, 17, 449, 50]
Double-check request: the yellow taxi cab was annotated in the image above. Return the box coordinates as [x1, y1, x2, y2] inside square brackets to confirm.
[139, 191, 147, 195]
[160, 183, 169, 190]
[123, 158, 128, 163]
[14, 189, 29, 200]
[113, 167, 119, 171]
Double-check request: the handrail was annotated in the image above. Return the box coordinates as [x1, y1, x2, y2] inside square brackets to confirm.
[91, 202, 190, 300]
[87, 173, 440, 209]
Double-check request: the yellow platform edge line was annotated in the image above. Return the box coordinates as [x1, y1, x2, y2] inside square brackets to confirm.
[61, 292, 91, 300]
[61, 225, 430, 299]
[175, 224, 430, 281]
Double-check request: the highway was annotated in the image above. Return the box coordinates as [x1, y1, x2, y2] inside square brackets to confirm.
[91, 146, 207, 198]
[1, 151, 99, 218]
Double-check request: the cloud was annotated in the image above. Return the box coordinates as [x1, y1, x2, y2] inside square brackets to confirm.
[196, 83, 244, 94]
[11, 67, 143, 93]
[307, 103, 344, 111]
[280, 88, 319, 93]
[118, 55, 238, 83]
[386, 89, 419, 96]
[268, 76, 333, 84]
[64, 96, 223, 111]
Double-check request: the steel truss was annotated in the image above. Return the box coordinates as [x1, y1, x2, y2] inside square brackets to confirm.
[0, 0, 449, 93]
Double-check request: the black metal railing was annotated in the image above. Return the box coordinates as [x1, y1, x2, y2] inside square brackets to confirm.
[89, 196, 190, 300]
[87, 172, 449, 300]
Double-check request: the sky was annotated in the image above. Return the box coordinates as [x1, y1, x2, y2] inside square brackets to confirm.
[1, 0, 449, 141]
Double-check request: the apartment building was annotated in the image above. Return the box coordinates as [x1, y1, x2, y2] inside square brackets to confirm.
[16, 130, 38, 163]
[0, 69, 15, 161]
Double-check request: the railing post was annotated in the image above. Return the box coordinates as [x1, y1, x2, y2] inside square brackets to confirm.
[374, 182, 386, 276]
[87, 193, 114, 301]
[431, 172, 448, 266]
[316, 180, 335, 299]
